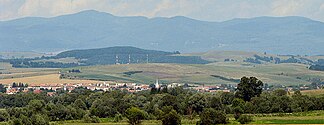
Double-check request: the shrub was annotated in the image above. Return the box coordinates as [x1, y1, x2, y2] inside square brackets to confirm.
[30, 114, 50, 125]
[161, 110, 181, 125]
[125, 107, 147, 125]
[9, 117, 23, 125]
[199, 108, 228, 125]
[0, 110, 10, 122]
[83, 114, 100, 123]
[237, 115, 253, 124]
[234, 106, 244, 120]
[113, 113, 123, 122]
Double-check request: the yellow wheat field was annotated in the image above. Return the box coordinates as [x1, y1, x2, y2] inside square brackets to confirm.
[0, 74, 101, 85]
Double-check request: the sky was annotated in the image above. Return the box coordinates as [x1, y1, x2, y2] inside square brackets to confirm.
[1, 0, 324, 22]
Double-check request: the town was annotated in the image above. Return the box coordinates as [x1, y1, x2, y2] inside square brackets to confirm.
[2, 78, 323, 95]
[2, 79, 233, 95]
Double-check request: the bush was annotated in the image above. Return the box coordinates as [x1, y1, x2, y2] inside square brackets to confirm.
[125, 107, 147, 125]
[199, 108, 227, 125]
[30, 114, 50, 125]
[237, 115, 253, 124]
[9, 117, 23, 125]
[161, 109, 181, 125]
[83, 114, 100, 123]
[234, 107, 244, 120]
[0, 110, 10, 122]
[113, 113, 123, 122]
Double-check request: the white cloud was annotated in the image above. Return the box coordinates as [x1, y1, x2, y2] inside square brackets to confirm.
[321, 3, 324, 10]
[271, 0, 301, 16]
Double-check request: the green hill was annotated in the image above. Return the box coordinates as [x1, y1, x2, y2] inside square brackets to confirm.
[61, 62, 324, 85]
[9, 46, 209, 68]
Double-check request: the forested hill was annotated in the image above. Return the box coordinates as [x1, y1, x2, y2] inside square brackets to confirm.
[56, 46, 208, 65]
[9, 46, 209, 68]
[2, 10, 324, 54]
[56, 46, 173, 59]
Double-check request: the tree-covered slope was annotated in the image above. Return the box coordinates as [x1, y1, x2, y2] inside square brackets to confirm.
[9, 46, 209, 67]
[1, 10, 324, 54]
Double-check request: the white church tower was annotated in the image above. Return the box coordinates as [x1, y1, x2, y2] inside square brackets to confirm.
[155, 79, 160, 88]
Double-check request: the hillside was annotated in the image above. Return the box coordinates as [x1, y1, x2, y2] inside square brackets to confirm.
[1, 10, 324, 54]
[59, 62, 324, 85]
[9, 46, 209, 68]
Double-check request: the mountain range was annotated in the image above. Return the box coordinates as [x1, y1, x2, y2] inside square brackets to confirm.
[1, 10, 324, 55]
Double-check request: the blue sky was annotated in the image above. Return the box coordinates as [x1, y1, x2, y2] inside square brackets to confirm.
[1, 0, 324, 22]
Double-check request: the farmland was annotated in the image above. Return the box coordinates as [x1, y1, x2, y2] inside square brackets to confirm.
[0, 62, 99, 85]
[0, 74, 100, 85]
[2, 58, 324, 86]
[62, 62, 324, 86]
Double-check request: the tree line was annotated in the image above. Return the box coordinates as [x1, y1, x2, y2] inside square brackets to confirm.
[0, 77, 324, 125]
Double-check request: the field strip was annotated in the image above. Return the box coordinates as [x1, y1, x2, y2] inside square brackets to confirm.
[0, 74, 100, 85]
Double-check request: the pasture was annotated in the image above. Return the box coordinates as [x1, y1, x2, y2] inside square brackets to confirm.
[63, 62, 324, 85]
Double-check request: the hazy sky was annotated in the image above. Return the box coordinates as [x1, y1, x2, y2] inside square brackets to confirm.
[1, 0, 324, 22]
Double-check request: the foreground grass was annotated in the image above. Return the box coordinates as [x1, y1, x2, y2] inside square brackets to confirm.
[58, 111, 324, 125]
[253, 119, 324, 124]
[59, 118, 198, 125]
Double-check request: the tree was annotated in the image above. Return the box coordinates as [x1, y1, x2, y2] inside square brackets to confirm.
[0, 84, 6, 93]
[0, 110, 9, 122]
[232, 98, 245, 109]
[233, 106, 244, 120]
[188, 93, 208, 113]
[161, 110, 181, 125]
[113, 113, 123, 122]
[9, 117, 23, 125]
[90, 98, 117, 118]
[73, 99, 87, 110]
[221, 92, 235, 105]
[125, 107, 147, 125]
[209, 96, 223, 110]
[235, 77, 263, 101]
[199, 108, 227, 125]
[273, 89, 287, 96]
[237, 115, 253, 124]
[83, 114, 100, 123]
[160, 106, 181, 125]
[27, 100, 46, 114]
[30, 114, 49, 125]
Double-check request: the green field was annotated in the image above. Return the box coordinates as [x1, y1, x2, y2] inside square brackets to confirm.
[1, 109, 324, 124]
[44, 111, 324, 125]
[180, 50, 270, 62]
[0, 62, 59, 80]
[2, 50, 324, 86]
[62, 62, 324, 85]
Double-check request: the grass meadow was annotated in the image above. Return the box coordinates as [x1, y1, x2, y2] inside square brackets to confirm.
[53, 111, 324, 124]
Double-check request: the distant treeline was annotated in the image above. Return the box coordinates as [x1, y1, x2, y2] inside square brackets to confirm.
[309, 59, 324, 71]
[244, 55, 313, 64]
[9, 59, 80, 68]
[210, 75, 240, 83]
[7, 47, 209, 68]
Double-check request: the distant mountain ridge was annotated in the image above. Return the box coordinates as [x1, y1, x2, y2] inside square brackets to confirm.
[1, 10, 324, 55]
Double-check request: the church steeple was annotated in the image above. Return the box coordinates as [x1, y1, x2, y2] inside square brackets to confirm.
[155, 79, 160, 88]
